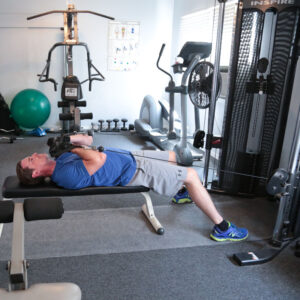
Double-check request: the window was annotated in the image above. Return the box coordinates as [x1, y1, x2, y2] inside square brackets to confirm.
[178, 0, 238, 67]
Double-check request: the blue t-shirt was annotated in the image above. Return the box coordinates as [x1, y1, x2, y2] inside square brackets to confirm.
[51, 148, 137, 189]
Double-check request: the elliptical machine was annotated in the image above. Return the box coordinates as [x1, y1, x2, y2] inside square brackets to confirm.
[135, 41, 215, 166]
[27, 4, 114, 132]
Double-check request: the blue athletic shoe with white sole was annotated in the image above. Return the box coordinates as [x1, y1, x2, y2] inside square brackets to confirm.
[172, 187, 193, 204]
[210, 221, 248, 242]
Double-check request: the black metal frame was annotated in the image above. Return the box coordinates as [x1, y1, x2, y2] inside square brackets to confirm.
[27, 5, 114, 132]
[216, 0, 300, 266]
[38, 42, 105, 92]
[217, 1, 300, 195]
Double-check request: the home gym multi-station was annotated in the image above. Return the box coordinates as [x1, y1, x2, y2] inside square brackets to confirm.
[0, 0, 299, 299]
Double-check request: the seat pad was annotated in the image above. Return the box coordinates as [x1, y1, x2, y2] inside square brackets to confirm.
[2, 176, 149, 199]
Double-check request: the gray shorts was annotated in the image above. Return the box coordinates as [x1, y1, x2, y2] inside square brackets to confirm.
[127, 150, 188, 197]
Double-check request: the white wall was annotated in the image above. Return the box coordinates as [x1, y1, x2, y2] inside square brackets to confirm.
[0, 0, 174, 130]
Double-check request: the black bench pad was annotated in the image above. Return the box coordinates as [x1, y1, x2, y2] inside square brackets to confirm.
[2, 176, 150, 199]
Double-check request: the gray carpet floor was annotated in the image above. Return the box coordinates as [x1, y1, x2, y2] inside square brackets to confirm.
[0, 132, 299, 299]
[0, 196, 277, 260]
[1, 241, 299, 300]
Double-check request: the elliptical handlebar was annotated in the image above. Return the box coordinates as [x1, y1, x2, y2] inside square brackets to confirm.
[156, 44, 173, 82]
[158, 43, 166, 58]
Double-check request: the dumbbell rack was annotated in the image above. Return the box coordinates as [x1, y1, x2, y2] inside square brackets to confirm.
[97, 118, 129, 132]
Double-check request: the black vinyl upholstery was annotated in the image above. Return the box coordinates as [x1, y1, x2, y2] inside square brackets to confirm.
[2, 176, 150, 199]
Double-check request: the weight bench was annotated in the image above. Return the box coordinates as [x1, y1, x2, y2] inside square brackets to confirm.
[2, 176, 164, 235]
[0, 175, 165, 298]
[0, 197, 81, 299]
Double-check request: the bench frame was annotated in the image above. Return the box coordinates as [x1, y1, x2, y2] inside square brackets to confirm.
[1, 176, 165, 235]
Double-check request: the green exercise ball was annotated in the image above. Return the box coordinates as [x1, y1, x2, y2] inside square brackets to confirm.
[10, 89, 51, 129]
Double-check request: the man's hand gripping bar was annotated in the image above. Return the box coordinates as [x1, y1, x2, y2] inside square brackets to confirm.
[47, 135, 104, 158]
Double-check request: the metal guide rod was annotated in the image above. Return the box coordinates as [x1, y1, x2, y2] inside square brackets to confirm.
[203, 0, 227, 187]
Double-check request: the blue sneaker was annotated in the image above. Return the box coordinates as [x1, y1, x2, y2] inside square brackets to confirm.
[172, 187, 193, 204]
[210, 221, 248, 242]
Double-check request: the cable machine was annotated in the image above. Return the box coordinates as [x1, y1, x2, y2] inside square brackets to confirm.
[201, 0, 300, 265]
[205, 0, 300, 195]
[27, 4, 114, 132]
[233, 73, 300, 264]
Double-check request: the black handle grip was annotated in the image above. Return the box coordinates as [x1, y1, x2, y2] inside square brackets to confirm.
[80, 113, 93, 120]
[158, 43, 166, 58]
[59, 113, 73, 120]
[156, 43, 173, 82]
[59, 112, 93, 120]
[58, 101, 87, 108]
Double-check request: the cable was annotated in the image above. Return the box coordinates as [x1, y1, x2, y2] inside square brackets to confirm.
[53, 138, 270, 180]
[82, 146, 269, 181]
[86, 145, 180, 164]
[219, 169, 268, 181]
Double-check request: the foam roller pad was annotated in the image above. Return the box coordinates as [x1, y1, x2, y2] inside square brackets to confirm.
[0, 200, 14, 223]
[24, 198, 64, 221]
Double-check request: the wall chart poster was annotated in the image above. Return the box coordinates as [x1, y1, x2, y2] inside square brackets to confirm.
[108, 21, 140, 71]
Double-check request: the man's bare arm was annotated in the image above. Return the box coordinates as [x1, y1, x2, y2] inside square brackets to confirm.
[71, 147, 106, 175]
[70, 134, 93, 146]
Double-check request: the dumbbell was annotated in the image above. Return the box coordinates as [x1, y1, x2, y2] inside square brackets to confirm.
[121, 118, 128, 131]
[106, 119, 112, 132]
[113, 118, 120, 132]
[98, 119, 104, 131]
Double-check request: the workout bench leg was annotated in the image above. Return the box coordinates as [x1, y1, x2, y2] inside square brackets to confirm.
[141, 192, 164, 235]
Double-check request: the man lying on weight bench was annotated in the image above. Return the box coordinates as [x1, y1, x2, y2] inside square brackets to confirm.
[16, 134, 248, 242]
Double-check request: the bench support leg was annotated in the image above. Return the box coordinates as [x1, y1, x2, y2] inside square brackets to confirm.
[140, 192, 164, 235]
[9, 203, 28, 291]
